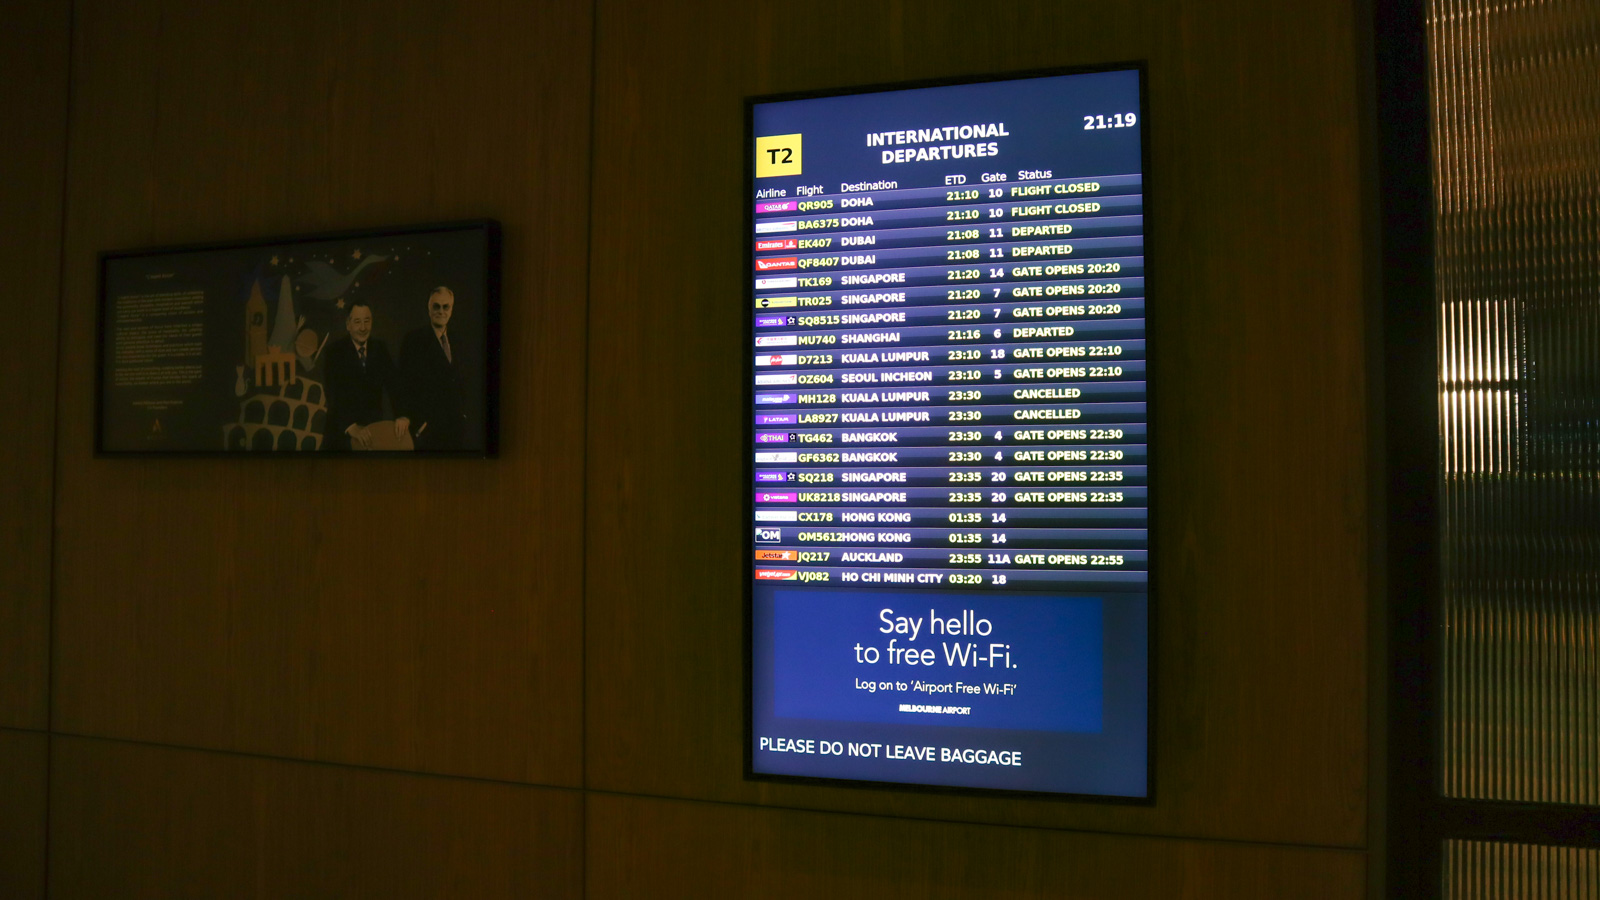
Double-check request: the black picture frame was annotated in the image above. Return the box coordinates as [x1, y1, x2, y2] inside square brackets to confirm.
[742, 63, 1155, 803]
[96, 219, 500, 457]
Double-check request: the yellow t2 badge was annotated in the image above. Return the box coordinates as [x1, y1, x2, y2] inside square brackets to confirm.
[755, 133, 802, 177]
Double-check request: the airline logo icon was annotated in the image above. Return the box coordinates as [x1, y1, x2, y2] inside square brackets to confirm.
[755, 354, 798, 367]
[756, 432, 790, 443]
[754, 527, 783, 543]
[755, 220, 798, 234]
[755, 373, 799, 385]
[755, 413, 797, 425]
[756, 549, 799, 562]
[756, 257, 798, 272]
[755, 510, 798, 522]
[755, 335, 797, 348]
[756, 277, 798, 290]
[755, 133, 802, 178]
[754, 569, 799, 580]
[756, 492, 797, 503]
[756, 238, 798, 251]
[755, 296, 797, 309]
[754, 451, 798, 463]
[755, 393, 795, 404]
[755, 314, 789, 327]
[756, 200, 799, 213]
[755, 471, 789, 483]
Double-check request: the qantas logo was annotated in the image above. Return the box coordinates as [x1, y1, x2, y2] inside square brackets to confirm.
[756, 257, 798, 271]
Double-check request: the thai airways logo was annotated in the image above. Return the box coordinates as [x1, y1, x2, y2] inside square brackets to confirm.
[756, 133, 802, 178]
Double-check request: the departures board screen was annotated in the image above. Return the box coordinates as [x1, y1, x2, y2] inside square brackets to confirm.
[747, 67, 1150, 798]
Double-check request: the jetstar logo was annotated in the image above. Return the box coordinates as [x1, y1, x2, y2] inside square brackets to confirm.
[756, 256, 798, 271]
[755, 549, 798, 561]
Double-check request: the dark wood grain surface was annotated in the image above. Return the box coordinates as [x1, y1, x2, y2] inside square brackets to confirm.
[0, 0, 70, 732]
[585, 0, 1371, 847]
[588, 792, 1367, 899]
[21, 0, 1382, 894]
[49, 735, 583, 899]
[0, 731, 48, 899]
[49, 0, 593, 786]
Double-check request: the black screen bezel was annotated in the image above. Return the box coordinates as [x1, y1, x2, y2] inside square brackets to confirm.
[742, 63, 1156, 804]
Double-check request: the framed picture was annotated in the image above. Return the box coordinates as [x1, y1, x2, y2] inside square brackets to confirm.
[97, 220, 499, 456]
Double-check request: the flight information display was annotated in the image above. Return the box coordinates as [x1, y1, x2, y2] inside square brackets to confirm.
[747, 68, 1149, 798]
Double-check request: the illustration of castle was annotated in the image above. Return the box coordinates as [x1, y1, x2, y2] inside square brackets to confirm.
[223, 375, 327, 451]
[223, 275, 327, 451]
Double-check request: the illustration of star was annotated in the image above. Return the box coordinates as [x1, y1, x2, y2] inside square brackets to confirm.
[352, 249, 362, 259]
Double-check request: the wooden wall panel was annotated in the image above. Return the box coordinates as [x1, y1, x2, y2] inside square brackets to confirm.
[586, 0, 1370, 847]
[0, 731, 48, 900]
[588, 792, 1366, 899]
[51, 0, 591, 785]
[48, 735, 583, 899]
[0, 0, 70, 731]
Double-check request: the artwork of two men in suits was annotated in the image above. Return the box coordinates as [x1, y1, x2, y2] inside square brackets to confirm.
[321, 286, 469, 451]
